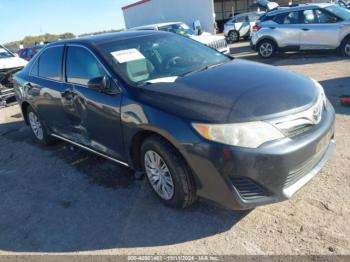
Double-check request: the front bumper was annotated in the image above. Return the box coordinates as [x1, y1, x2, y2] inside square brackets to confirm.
[183, 102, 336, 210]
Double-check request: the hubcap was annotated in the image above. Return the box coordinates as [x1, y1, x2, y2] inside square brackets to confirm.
[260, 42, 273, 57]
[229, 32, 238, 42]
[345, 43, 350, 57]
[144, 150, 174, 200]
[28, 112, 44, 140]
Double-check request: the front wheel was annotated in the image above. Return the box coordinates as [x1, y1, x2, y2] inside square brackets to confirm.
[227, 31, 240, 43]
[257, 40, 276, 59]
[27, 106, 56, 145]
[340, 37, 350, 57]
[141, 136, 196, 208]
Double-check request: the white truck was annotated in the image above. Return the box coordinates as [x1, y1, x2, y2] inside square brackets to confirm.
[131, 22, 229, 54]
[0, 45, 28, 106]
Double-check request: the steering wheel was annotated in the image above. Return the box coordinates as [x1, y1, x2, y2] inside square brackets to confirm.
[165, 56, 185, 69]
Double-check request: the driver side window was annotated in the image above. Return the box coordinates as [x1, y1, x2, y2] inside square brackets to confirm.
[315, 9, 339, 23]
[66, 46, 105, 86]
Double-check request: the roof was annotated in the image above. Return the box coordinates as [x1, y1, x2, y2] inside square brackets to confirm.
[267, 3, 333, 15]
[47, 31, 164, 47]
[122, 0, 151, 10]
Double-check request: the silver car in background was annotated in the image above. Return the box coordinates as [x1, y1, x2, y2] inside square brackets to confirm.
[131, 22, 229, 54]
[224, 12, 264, 43]
[250, 3, 350, 58]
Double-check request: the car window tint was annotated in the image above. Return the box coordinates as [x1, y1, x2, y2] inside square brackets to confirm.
[38, 46, 63, 80]
[19, 49, 27, 58]
[66, 46, 105, 86]
[235, 15, 246, 22]
[31, 59, 39, 76]
[315, 9, 338, 23]
[260, 14, 274, 22]
[249, 14, 260, 21]
[274, 13, 287, 24]
[303, 9, 317, 23]
[27, 49, 35, 58]
[283, 11, 300, 24]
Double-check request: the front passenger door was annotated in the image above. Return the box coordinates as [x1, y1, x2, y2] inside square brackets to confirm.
[299, 9, 341, 49]
[63, 46, 125, 160]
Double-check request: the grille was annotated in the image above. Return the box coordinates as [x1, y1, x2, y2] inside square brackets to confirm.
[283, 124, 313, 137]
[208, 39, 227, 51]
[270, 93, 326, 138]
[231, 177, 270, 201]
[284, 147, 327, 188]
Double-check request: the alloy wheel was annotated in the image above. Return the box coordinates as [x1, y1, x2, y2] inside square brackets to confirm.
[28, 111, 44, 140]
[259, 42, 273, 58]
[229, 31, 239, 42]
[345, 43, 350, 57]
[144, 150, 175, 200]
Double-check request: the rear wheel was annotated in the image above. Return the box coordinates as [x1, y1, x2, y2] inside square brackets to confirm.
[340, 37, 350, 57]
[27, 106, 56, 145]
[227, 30, 240, 43]
[257, 39, 276, 59]
[141, 136, 196, 208]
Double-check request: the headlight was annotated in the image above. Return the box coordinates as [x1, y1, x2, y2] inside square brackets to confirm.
[192, 121, 285, 148]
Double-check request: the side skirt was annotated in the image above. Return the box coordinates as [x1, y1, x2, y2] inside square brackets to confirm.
[50, 133, 129, 167]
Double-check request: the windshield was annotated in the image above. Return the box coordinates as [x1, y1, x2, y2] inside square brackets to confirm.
[0, 46, 14, 59]
[98, 33, 230, 86]
[326, 4, 350, 20]
[159, 23, 196, 36]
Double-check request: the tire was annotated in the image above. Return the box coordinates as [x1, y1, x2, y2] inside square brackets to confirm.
[340, 37, 350, 57]
[27, 106, 56, 145]
[227, 30, 240, 43]
[257, 39, 276, 59]
[141, 136, 196, 208]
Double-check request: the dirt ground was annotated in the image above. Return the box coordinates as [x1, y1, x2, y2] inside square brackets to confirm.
[0, 42, 349, 255]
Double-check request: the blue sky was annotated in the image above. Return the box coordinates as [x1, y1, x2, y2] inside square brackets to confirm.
[0, 0, 133, 43]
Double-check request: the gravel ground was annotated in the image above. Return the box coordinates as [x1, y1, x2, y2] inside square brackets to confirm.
[0, 42, 349, 255]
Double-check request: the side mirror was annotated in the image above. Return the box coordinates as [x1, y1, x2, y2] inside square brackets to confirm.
[88, 76, 109, 91]
[87, 76, 120, 95]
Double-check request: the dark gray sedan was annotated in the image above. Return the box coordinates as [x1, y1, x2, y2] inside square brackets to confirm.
[14, 31, 335, 210]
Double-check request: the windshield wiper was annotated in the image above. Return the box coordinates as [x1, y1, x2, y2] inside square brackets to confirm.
[181, 62, 226, 77]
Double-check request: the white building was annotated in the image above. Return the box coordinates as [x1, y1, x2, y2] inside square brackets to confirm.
[122, 0, 308, 33]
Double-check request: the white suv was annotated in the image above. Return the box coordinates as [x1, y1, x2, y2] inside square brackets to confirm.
[250, 4, 350, 58]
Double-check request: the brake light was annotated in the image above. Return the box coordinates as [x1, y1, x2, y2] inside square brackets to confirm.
[252, 23, 262, 32]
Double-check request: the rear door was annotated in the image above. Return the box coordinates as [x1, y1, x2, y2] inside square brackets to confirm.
[299, 8, 342, 49]
[28, 46, 69, 134]
[63, 45, 125, 160]
[271, 11, 302, 48]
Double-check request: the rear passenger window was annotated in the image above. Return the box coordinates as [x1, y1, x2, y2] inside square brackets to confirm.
[235, 16, 247, 23]
[274, 12, 300, 24]
[30, 59, 39, 76]
[38, 46, 63, 80]
[66, 46, 105, 86]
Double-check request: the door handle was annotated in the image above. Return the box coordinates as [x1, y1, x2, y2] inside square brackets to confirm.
[301, 28, 310, 31]
[269, 27, 276, 29]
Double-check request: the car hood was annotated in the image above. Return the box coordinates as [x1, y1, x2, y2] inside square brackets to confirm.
[0, 56, 28, 70]
[136, 59, 318, 123]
